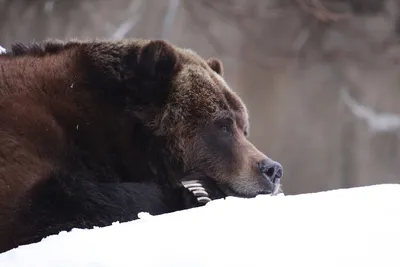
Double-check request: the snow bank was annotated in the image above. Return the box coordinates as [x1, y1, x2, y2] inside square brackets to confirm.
[0, 45, 6, 54]
[0, 184, 399, 267]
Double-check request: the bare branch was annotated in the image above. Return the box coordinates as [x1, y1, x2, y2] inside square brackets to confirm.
[111, 17, 140, 40]
[110, 0, 143, 40]
[341, 88, 400, 134]
[295, 0, 351, 23]
[161, 0, 180, 39]
[182, 1, 225, 54]
[292, 28, 311, 52]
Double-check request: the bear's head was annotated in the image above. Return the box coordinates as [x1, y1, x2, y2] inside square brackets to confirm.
[128, 40, 283, 198]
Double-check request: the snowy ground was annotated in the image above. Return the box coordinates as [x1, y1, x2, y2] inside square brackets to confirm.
[0, 45, 6, 54]
[0, 184, 399, 267]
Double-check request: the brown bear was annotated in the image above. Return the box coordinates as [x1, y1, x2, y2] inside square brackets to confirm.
[0, 38, 283, 253]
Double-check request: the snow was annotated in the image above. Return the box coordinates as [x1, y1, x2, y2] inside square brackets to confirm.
[0, 184, 399, 267]
[0, 45, 6, 54]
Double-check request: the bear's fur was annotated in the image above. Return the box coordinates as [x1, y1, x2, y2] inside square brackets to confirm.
[0, 38, 282, 253]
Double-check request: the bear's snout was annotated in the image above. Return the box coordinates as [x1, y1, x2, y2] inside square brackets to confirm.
[257, 158, 283, 184]
[257, 158, 283, 195]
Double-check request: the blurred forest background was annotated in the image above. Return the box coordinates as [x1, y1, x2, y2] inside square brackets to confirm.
[1, 0, 400, 195]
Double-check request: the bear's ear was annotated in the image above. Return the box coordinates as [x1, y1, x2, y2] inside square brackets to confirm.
[130, 40, 181, 106]
[136, 40, 181, 80]
[207, 58, 224, 76]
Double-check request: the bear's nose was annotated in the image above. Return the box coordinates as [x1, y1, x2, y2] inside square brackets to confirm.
[257, 159, 283, 184]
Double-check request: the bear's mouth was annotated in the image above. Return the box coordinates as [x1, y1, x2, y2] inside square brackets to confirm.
[226, 173, 283, 198]
[217, 182, 281, 199]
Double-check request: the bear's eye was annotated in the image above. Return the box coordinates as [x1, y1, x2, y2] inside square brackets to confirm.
[220, 124, 233, 136]
[215, 117, 234, 136]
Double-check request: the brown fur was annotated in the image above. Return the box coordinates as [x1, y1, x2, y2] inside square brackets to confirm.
[0, 38, 282, 252]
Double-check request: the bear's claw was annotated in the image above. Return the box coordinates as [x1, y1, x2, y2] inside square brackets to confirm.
[181, 180, 212, 204]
